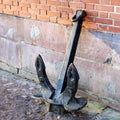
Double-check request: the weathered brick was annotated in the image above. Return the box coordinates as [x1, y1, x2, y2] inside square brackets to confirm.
[69, 1, 85, 9]
[98, 24, 108, 31]
[3, 9, 13, 15]
[37, 15, 49, 21]
[86, 3, 94, 10]
[3, 0, 12, 5]
[110, 13, 120, 20]
[95, 18, 113, 25]
[86, 11, 98, 17]
[99, 11, 108, 18]
[11, 6, 21, 11]
[57, 18, 72, 25]
[47, 0, 61, 6]
[111, 0, 120, 6]
[83, 21, 98, 29]
[40, 10, 47, 15]
[47, 11, 60, 17]
[0, 4, 5, 9]
[114, 20, 120, 26]
[27, 0, 39, 4]
[37, 4, 50, 10]
[57, 6, 73, 13]
[82, 0, 99, 3]
[96, 5, 114, 12]
[50, 17, 57, 23]
[28, 8, 39, 14]
[109, 26, 120, 33]
[19, 2, 30, 7]
[19, 11, 31, 18]
[99, 0, 110, 4]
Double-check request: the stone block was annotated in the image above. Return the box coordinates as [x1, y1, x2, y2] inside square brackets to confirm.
[0, 14, 24, 41]
[23, 19, 68, 53]
[21, 43, 64, 80]
[0, 37, 21, 68]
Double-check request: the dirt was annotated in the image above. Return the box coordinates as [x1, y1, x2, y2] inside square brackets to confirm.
[0, 69, 120, 120]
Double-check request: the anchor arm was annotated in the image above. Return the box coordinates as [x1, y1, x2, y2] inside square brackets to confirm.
[35, 54, 55, 99]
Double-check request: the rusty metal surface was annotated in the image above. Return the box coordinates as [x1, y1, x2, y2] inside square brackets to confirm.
[35, 10, 87, 114]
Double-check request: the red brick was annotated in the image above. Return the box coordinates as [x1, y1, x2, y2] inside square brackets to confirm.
[14, 11, 19, 16]
[22, 7, 28, 12]
[114, 20, 120, 26]
[86, 11, 98, 17]
[69, 13, 74, 20]
[85, 17, 94, 22]
[99, 12, 108, 18]
[47, 11, 60, 17]
[86, 3, 94, 10]
[61, 1, 69, 7]
[109, 26, 120, 33]
[96, 5, 114, 12]
[0, 9, 3, 13]
[95, 18, 113, 25]
[37, 15, 49, 21]
[116, 7, 120, 13]
[31, 3, 37, 9]
[11, 6, 21, 11]
[0, 4, 5, 9]
[83, 21, 98, 29]
[40, 10, 47, 15]
[57, 7, 73, 13]
[13, 1, 19, 6]
[61, 12, 69, 19]
[99, 0, 110, 4]
[50, 17, 57, 23]
[31, 14, 37, 19]
[111, 0, 120, 6]
[5, 5, 10, 10]
[3, 0, 12, 5]
[110, 13, 120, 20]
[50, 5, 56, 11]
[37, 4, 50, 10]
[40, 0, 47, 5]
[82, 0, 99, 3]
[19, 11, 31, 18]
[98, 24, 108, 31]
[0, 0, 2, 4]
[27, 0, 39, 3]
[3, 9, 13, 15]
[57, 18, 72, 25]
[47, 0, 61, 6]
[19, 2, 30, 7]
[69, 2, 85, 9]
[28, 8, 39, 14]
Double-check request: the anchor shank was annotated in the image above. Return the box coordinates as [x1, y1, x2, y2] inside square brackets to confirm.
[54, 10, 86, 98]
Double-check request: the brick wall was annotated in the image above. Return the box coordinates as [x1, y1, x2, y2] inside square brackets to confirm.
[0, 0, 120, 32]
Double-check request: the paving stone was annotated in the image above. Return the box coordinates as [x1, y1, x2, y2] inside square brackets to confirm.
[94, 108, 120, 120]
[0, 69, 120, 120]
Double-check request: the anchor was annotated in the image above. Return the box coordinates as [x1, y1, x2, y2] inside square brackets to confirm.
[35, 10, 87, 114]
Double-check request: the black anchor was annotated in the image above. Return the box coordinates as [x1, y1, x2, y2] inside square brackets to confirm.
[35, 10, 87, 114]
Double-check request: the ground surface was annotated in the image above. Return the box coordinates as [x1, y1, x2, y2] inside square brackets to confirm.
[0, 69, 120, 120]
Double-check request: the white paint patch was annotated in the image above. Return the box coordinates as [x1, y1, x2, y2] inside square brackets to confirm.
[6, 28, 14, 39]
[30, 25, 40, 40]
